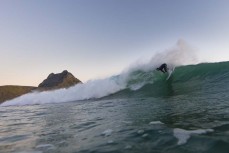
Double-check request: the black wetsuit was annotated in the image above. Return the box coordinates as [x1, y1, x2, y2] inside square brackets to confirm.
[157, 63, 168, 73]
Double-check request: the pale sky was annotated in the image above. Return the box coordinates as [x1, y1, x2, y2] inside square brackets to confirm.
[1, 0, 229, 86]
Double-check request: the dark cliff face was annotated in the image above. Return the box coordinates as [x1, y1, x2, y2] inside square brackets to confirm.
[38, 70, 81, 89]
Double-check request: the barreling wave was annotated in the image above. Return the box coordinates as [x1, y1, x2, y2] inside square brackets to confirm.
[2, 40, 229, 106]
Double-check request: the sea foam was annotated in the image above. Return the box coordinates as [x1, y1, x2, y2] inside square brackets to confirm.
[173, 128, 214, 145]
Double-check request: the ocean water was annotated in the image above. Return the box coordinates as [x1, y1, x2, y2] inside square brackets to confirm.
[1, 61, 229, 153]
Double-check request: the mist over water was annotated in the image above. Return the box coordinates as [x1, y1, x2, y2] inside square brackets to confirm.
[1, 40, 199, 106]
[151, 39, 198, 66]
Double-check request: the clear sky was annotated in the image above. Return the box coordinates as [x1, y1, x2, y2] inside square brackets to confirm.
[1, 0, 229, 86]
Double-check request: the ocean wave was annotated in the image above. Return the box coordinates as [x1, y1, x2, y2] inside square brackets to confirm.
[2, 40, 229, 106]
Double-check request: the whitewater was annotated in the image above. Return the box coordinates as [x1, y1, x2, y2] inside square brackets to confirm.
[1, 40, 229, 153]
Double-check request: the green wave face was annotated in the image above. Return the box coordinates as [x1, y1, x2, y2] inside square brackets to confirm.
[109, 61, 229, 98]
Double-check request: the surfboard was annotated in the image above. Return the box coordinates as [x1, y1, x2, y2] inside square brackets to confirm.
[166, 67, 175, 80]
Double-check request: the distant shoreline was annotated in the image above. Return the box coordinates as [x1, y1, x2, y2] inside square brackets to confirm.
[0, 85, 36, 104]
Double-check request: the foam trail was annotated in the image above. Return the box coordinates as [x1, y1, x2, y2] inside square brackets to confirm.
[1, 40, 199, 106]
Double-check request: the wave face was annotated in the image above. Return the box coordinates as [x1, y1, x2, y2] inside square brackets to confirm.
[2, 40, 228, 106]
[111, 61, 229, 99]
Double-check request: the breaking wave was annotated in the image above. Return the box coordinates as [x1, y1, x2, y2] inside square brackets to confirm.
[3, 40, 229, 106]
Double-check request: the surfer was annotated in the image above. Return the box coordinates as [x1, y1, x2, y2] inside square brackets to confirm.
[156, 63, 168, 73]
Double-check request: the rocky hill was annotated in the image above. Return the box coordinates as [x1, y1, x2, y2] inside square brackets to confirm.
[38, 70, 81, 89]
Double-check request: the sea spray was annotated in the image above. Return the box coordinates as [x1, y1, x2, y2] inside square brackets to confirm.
[121, 39, 198, 75]
[149, 39, 199, 68]
[119, 39, 199, 89]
